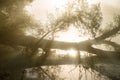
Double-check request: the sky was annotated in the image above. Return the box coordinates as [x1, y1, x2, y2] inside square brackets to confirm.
[99, 0, 120, 27]
[25, 0, 120, 26]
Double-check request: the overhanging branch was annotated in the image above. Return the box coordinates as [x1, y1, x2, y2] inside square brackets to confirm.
[95, 26, 120, 40]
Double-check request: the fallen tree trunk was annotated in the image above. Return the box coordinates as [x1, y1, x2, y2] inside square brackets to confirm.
[0, 35, 119, 57]
[0, 35, 120, 70]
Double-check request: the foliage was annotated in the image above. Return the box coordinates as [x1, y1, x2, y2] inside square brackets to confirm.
[47, 0, 103, 38]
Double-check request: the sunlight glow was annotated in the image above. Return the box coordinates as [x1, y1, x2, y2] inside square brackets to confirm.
[51, 0, 69, 8]
[55, 49, 77, 57]
[80, 51, 86, 58]
[55, 25, 87, 42]
[55, 49, 87, 58]
[67, 49, 77, 57]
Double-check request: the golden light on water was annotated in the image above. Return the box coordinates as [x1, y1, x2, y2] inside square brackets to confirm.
[67, 49, 77, 57]
[55, 49, 77, 57]
[55, 49, 87, 58]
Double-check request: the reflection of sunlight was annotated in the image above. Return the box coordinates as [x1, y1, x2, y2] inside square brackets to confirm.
[55, 49, 77, 57]
[56, 49, 87, 58]
[67, 49, 77, 57]
[56, 49, 77, 57]
[80, 51, 87, 58]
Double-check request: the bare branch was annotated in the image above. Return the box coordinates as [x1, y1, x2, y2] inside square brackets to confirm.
[101, 40, 120, 51]
[87, 46, 120, 58]
[95, 25, 120, 40]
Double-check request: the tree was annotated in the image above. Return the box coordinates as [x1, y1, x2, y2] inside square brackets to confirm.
[0, 0, 120, 80]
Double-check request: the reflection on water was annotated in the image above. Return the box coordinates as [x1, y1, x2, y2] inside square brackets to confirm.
[52, 49, 88, 58]
[67, 49, 77, 57]
[25, 65, 109, 80]
[60, 65, 110, 80]
[26, 49, 109, 80]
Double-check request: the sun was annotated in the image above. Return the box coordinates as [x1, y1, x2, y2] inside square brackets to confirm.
[67, 49, 77, 57]
[56, 49, 86, 58]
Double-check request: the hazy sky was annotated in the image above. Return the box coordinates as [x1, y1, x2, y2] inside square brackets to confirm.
[99, 0, 120, 27]
[25, 0, 120, 27]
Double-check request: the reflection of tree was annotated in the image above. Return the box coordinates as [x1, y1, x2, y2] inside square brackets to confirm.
[0, 0, 120, 80]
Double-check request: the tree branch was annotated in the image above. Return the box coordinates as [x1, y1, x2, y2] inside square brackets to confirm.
[95, 26, 120, 40]
[101, 40, 120, 51]
[86, 46, 120, 59]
